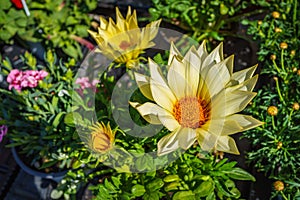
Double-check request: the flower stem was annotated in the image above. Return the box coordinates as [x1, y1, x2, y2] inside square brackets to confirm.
[272, 116, 276, 130]
[281, 49, 286, 72]
[272, 60, 281, 74]
[274, 78, 285, 105]
[280, 191, 289, 200]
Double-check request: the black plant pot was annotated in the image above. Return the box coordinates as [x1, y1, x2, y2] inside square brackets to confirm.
[11, 147, 67, 183]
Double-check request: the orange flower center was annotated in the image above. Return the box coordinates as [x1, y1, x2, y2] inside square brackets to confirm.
[119, 41, 132, 50]
[173, 97, 209, 129]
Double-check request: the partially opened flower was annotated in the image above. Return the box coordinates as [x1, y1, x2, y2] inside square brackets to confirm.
[88, 7, 161, 69]
[130, 42, 263, 156]
[88, 122, 116, 154]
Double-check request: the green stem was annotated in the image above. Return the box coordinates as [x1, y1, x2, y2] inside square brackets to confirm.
[272, 60, 281, 74]
[197, 32, 209, 41]
[280, 191, 289, 200]
[288, 109, 294, 122]
[275, 78, 285, 105]
[272, 116, 276, 130]
[281, 49, 286, 72]
[223, 9, 265, 24]
[293, 0, 297, 31]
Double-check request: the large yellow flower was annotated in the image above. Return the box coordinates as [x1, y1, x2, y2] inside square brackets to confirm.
[88, 7, 161, 69]
[89, 122, 116, 154]
[130, 42, 263, 156]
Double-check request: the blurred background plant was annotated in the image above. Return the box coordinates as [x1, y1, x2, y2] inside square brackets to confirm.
[242, 0, 300, 199]
[148, 0, 269, 44]
[0, 0, 97, 60]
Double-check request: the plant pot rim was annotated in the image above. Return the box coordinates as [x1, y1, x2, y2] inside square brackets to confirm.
[11, 146, 68, 182]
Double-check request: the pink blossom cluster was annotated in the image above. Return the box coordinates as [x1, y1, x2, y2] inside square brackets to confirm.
[7, 69, 48, 91]
[75, 77, 99, 95]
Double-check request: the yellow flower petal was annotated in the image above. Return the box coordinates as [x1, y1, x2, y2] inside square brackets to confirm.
[157, 128, 180, 156]
[168, 42, 182, 66]
[197, 40, 208, 62]
[227, 114, 264, 131]
[177, 128, 197, 149]
[231, 65, 257, 84]
[150, 79, 177, 112]
[149, 58, 168, 85]
[134, 72, 154, 101]
[215, 136, 240, 155]
[202, 42, 224, 69]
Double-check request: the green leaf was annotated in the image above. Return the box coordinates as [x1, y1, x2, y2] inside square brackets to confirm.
[111, 176, 121, 188]
[223, 168, 256, 181]
[194, 180, 214, 197]
[220, 3, 229, 15]
[40, 160, 58, 169]
[52, 112, 65, 127]
[66, 16, 78, 26]
[0, 2, 11, 10]
[104, 179, 116, 192]
[131, 184, 146, 197]
[16, 18, 28, 27]
[172, 191, 195, 200]
[50, 189, 64, 199]
[146, 178, 164, 191]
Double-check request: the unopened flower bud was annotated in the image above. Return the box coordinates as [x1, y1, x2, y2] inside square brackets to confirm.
[293, 102, 299, 111]
[258, 20, 263, 25]
[293, 67, 297, 72]
[273, 76, 278, 81]
[274, 180, 284, 191]
[298, 69, 300, 76]
[270, 54, 276, 60]
[280, 42, 288, 49]
[277, 141, 282, 149]
[272, 11, 280, 19]
[290, 50, 295, 56]
[267, 106, 278, 116]
[275, 28, 282, 33]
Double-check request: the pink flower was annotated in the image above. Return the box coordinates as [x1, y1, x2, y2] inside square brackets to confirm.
[75, 77, 99, 95]
[7, 69, 48, 91]
[76, 77, 92, 90]
[21, 74, 38, 88]
[7, 69, 23, 91]
[0, 123, 8, 143]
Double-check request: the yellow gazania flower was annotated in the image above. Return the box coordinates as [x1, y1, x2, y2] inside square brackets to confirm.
[130, 42, 263, 156]
[89, 122, 116, 154]
[88, 7, 161, 69]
